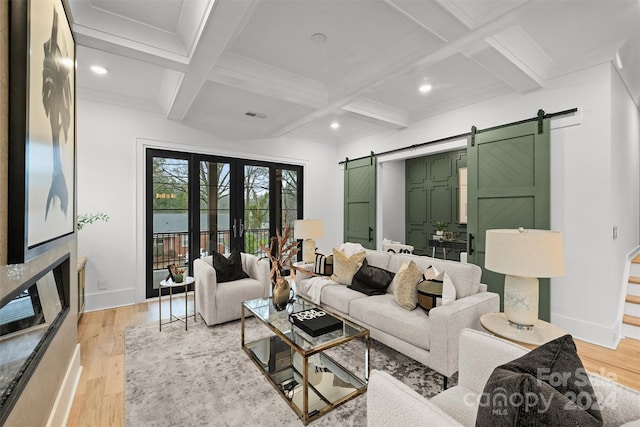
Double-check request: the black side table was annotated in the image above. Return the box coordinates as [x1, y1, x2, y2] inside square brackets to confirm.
[416, 280, 443, 313]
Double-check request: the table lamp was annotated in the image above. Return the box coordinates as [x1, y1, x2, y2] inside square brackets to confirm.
[484, 228, 564, 330]
[295, 219, 323, 263]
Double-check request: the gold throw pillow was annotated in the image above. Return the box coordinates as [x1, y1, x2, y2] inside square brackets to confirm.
[392, 260, 423, 310]
[330, 248, 366, 285]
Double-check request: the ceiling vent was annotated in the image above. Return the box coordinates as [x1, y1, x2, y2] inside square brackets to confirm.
[245, 111, 266, 119]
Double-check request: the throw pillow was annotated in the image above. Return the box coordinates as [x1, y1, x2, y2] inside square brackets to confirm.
[476, 335, 602, 427]
[338, 242, 366, 257]
[392, 260, 423, 310]
[330, 248, 366, 285]
[314, 251, 333, 276]
[212, 249, 249, 283]
[348, 259, 395, 296]
[441, 273, 456, 305]
[423, 265, 444, 282]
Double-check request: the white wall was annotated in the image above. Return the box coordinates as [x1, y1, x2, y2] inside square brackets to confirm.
[610, 65, 640, 337]
[77, 100, 340, 310]
[378, 160, 405, 245]
[337, 63, 640, 348]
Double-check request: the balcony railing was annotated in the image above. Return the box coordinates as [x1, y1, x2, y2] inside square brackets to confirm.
[151, 229, 273, 271]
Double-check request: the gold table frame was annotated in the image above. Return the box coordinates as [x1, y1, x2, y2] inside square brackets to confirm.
[241, 297, 370, 425]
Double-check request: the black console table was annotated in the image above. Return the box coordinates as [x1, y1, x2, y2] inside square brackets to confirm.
[427, 239, 467, 260]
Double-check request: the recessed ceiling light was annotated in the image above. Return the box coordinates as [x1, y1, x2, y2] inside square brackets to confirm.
[310, 33, 327, 44]
[330, 121, 340, 130]
[90, 65, 108, 75]
[419, 84, 432, 94]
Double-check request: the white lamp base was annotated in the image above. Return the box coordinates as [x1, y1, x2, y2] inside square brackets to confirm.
[302, 239, 316, 263]
[503, 275, 539, 329]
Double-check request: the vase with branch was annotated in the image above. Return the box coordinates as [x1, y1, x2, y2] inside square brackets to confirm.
[260, 226, 299, 310]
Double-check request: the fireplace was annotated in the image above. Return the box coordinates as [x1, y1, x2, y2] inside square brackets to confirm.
[0, 254, 70, 424]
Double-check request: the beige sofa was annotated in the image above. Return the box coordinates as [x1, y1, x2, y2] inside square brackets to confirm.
[368, 329, 640, 427]
[295, 249, 499, 383]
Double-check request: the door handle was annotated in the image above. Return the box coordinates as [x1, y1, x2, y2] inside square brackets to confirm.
[368, 227, 373, 242]
[239, 219, 244, 237]
[232, 219, 237, 238]
[468, 234, 474, 255]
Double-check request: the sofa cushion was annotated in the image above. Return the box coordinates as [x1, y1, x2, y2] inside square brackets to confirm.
[349, 294, 431, 351]
[348, 259, 395, 296]
[319, 284, 368, 315]
[392, 260, 423, 310]
[212, 249, 249, 283]
[364, 249, 393, 270]
[331, 248, 366, 285]
[476, 334, 602, 427]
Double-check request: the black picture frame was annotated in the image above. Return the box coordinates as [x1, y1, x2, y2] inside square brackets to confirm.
[8, 0, 76, 264]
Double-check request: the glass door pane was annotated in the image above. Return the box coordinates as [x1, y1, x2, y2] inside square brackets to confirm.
[151, 156, 190, 294]
[199, 160, 231, 255]
[243, 164, 270, 257]
[278, 168, 299, 251]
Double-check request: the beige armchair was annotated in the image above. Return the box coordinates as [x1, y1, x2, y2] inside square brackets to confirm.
[194, 252, 270, 325]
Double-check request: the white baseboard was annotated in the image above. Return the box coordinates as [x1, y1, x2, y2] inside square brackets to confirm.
[552, 313, 619, 349]
[622, 323, 640, 340]
[47, 344, 82, 427]
[85, 288, 135, 311]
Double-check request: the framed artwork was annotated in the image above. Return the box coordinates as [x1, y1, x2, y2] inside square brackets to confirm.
[8, 0, 76, 264]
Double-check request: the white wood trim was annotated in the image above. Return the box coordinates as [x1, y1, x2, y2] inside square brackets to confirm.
[46, 344, 82, 427]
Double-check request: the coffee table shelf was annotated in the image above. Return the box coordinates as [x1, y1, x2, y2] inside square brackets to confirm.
[242, 297, 370, 425]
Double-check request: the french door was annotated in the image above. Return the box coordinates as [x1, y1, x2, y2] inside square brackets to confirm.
[146, 149, 303, 298]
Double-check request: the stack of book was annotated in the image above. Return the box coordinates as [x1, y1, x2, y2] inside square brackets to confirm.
[289, 308, 342, 337]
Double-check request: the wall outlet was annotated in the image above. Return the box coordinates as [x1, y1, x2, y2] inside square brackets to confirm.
[613, 226, 618, 240]
[98, 280, 107, 290]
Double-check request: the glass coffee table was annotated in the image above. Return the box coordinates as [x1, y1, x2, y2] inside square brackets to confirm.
[241, 297, 370, 425]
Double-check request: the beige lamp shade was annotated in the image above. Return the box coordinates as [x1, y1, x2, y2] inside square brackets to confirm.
[295, 219, 323, 263]
[485, 228, 564, 278]
[294, 219, 324, 240]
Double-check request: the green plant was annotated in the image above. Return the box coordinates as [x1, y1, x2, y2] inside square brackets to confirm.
[77, 213, 110, 230]
[434, 221, 448, 231]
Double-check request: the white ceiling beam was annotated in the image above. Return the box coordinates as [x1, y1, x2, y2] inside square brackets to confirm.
[341, 98, 409, 129]
[270, 0, 556, 139]
[435, 0, 528, 30]
[157, 70, 185, 115]
[209, 53, 328, 110]
[166, 0, 260, 122]
[73, 28, 191, 72]
[481, 25, 556, 90]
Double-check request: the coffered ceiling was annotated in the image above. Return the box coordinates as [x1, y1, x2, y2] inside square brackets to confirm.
[69, 0, 640, 144]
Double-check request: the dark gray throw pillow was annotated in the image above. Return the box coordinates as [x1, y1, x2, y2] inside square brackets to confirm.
[476, 334, 602, 427]
[348, 259, 395, 296]
[212, 249, 249, 283]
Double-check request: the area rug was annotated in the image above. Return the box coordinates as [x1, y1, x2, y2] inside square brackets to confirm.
[125, 316, 454, 426]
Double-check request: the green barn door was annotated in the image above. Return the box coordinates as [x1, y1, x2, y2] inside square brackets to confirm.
[344, 157, 376, 249]
[467, 119, 551, 320]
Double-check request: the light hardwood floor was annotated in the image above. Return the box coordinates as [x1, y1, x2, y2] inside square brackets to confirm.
[66, 297, 640, 426]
